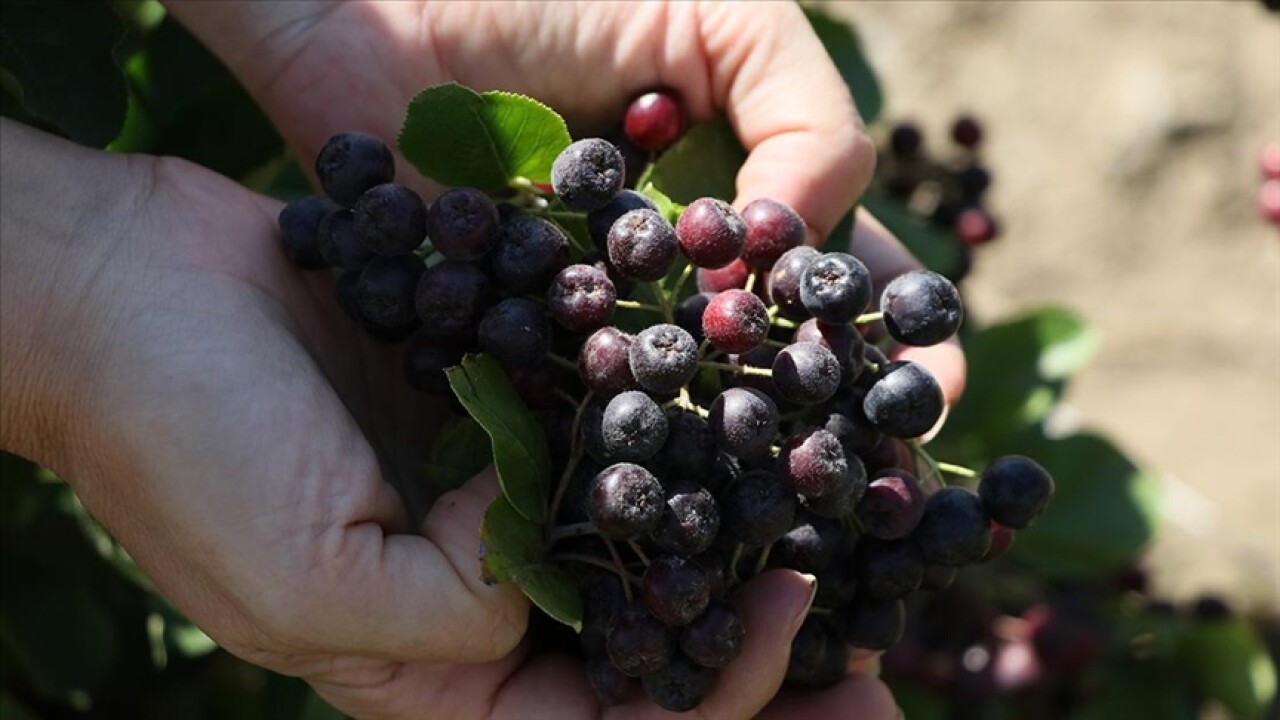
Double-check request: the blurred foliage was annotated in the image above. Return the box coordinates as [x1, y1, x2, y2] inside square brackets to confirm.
[0, 2, 1274, 719]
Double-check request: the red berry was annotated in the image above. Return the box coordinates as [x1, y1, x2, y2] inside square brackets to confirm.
[696, 258, 750, 293]
[702, 289, 769, 354]
[625, 90, 686, 152]
[741, 198, 806, 269]
[1258, 179, 1280, 226]
[1259, 142, 1280, 181]
[951, 115, 984, 148]
[955, 207, 998, 246]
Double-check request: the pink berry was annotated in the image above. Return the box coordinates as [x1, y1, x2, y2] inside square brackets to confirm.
[1258, 179, 1280, 226]
[955, 207, 998, 247]
[702, 289, 769, 354]
[1259, 142, 1280, 181]
[625, 91, 686, 152]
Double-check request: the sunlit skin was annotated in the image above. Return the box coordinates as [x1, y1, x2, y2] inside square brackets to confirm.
[1, 3, 968, 718]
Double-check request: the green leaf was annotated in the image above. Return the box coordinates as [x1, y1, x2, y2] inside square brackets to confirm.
[423, 416, 494, 492]
[398, 83, 572, 192]
[886, 680, 949, 720]
[938, 307, 1098, 449]
[0, 0, 128, 147]
[479, 494, 543, 584]
[479, 496, 582, 630]
[858, 186, 963, 276]
[510, 563, 583, 632]
[447, 354, 551, 522]
[804, 8, 883, 124]
[1070, 656, 1197, 720]
[0, 692, 38, 720]
[1004, 429, 1161, 579]
[1179, 618, 1277, 720]
[638, 182, 684, 225]
[649, 117, 746, 204]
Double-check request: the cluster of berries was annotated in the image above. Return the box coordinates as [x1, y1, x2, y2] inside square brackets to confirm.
[276, 90, 1055, 713]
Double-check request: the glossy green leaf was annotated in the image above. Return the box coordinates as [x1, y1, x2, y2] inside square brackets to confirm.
[859, 186, 963, 277]
[423, 416, 493, 492]
[938, 306, 1098, 449]
[447, 354, 550, 522]
[639, 182, 684, 225]
[1005, 429, 1160, 579]
[649, 117, 746, 204]
[1179, 618, 1277, 720]
[0, 0, 128, 147]
[804, 8, 883, 124]
[479, 495, 543, 585]
[399, 83, 572, 192]
[510, 563, 583, 632]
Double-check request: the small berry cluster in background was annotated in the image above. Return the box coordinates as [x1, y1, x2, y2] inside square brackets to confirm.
[1257, 142, 1280, 230]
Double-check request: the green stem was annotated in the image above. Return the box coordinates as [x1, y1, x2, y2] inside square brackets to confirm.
[936, 461, 977, 478]
[615, 299, 666, 314]
[771, 315, 798, 330]
[604, 539, 636, 601]
[553, 552, 641, 587]
[548, 522, 597, 544]
[670, 263, 694, 303]
[700, 360, 772, 377]
[854, 311, 884, 325]
[753, 543, 773, 576]
[547, 353, 579, 372]
[744, 271, 758, 294]
[727, 543, 745, 589]
[628, 541, 651, 567]
[545, 391, 592, 536]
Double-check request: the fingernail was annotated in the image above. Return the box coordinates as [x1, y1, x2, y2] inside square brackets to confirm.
[787, 572, 818, 634]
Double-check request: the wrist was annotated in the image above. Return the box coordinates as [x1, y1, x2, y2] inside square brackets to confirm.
[0, 120, 151, 472]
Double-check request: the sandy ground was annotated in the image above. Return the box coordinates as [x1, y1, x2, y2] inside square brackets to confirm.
[826, 1, 1280, 609]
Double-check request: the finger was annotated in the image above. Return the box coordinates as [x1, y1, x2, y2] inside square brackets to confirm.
[759, 672, 900, 720]
[699, 3, 876, 241]
[850, 208, 968, 407]
[300, 467, 530, 663]
[608, 568, 816, 720]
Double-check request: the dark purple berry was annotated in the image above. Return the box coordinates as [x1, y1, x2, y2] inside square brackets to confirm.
[855, 538, 924, 600]
[477, 298, 549, 369]
[786, 617, 846, 688]
[278, 195, 341, 269]
[708, 387, 779, 458]
[740, 198, 806, 269]
[629, 323, 698, 395]
[425, 187, 499, 260]
[651, 409, 718, 479]
[606, 602, 675, 676]
[920, 564, 958, 592]
[881, 270, 963, 347]
[353, 183, 427, 256]
[552, 138, 626, 211]
[601, 391, 669, 462]
[803, 459, 868, 519]
[777, 510, 844, 573]
[721, 470, 796, 547]
[608, 208, 678, 282]
[356, 255, 425, 330]
[640, 653, 715, 712]
[586, 654, 632, 706]
[863, 361, 944, 438]
[978, 455, 1054, 529]
[794, 318, 864, 375]
[800, 252, 872, 323]
[676, 197, 746, 269]
[951, 115, 984, 148]
[914, 487, 993, 566]
[642, 556, 711, 627]
[651, 480, 720, 556]
[315, 132, 394, 206]
[674, 292, 712, 344]
[588, 463, 665, 539]
[579, 327, 640, 397]
[769, 246, 820, 320]
[889, 122, 923, 160]
[587, 189, 657, 252]
[772, 342, 841, 405]
[548, 264, 616, 333]
[403, 332, 465, 395]
[777, 428, 850, 498]
[855, 470, 926, 540]
[414, 260, 495, 339]
[492, 212, 569, 294]
[842, 597, 906, 650]
[317, 209, 374, 271]
[679, 601, 744, 668]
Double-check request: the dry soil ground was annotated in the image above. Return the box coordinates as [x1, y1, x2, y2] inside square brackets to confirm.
[826, 1, 1280, 609]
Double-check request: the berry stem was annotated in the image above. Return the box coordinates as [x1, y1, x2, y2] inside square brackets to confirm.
[698, 360, 772, 377]
[753, 542, 773, 576]
[548, 521, 598, 544]
[553, 552, 641, 587]
[744, 271, 758, 294]
[546, 391, 593, 537]
[628, 540, 652, 567]
[615, 299, 666, 314]
[936, 461, 977, 478]
[764, 339, 788, 349]
[603, 538, 636, 601]
[770, 315, 798, 330]
[854, 311, 885, 325]
[546, 353, 579, 372]
[864, 360, 881, 375]
[726, 543, 745, 589]
[670, 262, 694, 302]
